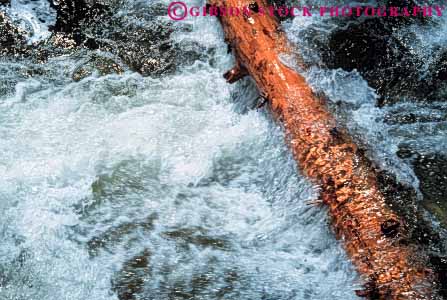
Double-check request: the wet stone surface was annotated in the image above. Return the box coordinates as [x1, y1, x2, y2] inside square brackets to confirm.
[323, 18, 445, 105]
[0, 0, 207, 79]
[71, 54, 124, 81]
[395, 148, 447, 228]
[0, 11, 30, 56]
[319, 0, 447, 105]
[112, 249, 152, 300]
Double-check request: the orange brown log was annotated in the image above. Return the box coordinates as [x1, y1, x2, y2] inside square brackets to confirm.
[209, 0, 439, 299]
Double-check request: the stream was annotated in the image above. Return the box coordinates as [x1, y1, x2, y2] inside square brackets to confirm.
[0, 0, 446, 299]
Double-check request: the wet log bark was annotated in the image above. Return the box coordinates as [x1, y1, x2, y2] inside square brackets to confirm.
[209, 0, 439, 299]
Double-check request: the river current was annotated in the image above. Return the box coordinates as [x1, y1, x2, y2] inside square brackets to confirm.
[2, 0, 447, 299]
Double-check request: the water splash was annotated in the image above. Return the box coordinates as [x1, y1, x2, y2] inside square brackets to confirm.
[0, 1, 359, 299]
[3, 0, 56, 43]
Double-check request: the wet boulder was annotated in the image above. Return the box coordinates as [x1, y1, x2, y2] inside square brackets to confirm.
[105, 20, 177, 76]
[47, 0, 205, 77]
[112, 249, 151, 300]
[71, 54, 124, 81]
[375, 168, 442, 247]
[325, 19, 413, 97]
[412, 152, 447, 228]
[390, 147, 447, 296]
[48, 0, 114, 45]
[322, 0, 447, 105]
[95, 3, 206, 77]
[0, 11, 30, 57]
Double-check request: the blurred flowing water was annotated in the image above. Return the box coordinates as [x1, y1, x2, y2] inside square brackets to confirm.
[0, 1, 361, 299]
[284, 1, 447, 232]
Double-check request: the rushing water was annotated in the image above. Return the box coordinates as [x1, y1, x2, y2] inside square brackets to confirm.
[285, 3, 447, 235]
[0, 1, 361, 299]
[4, 0, 55, 43]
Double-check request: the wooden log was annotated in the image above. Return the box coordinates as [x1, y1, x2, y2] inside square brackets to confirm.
[209, 0, 439, 299]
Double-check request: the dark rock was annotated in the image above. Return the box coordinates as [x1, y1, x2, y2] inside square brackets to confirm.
[48, 0, 113, 44]
[375, 169, 443, 250]
[47, 1, 205, 76]
[112, 249, 151, 300]
[0, 1, 205, 77]
[106, 20, 177, 76]
[431, 51, 447, 82]
[86, 214, 156, 256]
[412, 152, 447, 228]
[0, 11, 31, 57]
[162, 227, 231, 251]
[72, 54, 124, 81]
[375, 168, 447, 297]
[324, 17, 424, 105]
[396, 146, 418, 159]
[384, 111, 447, 125]
[321, 1, 447, 105]
[102, 15, 206, 76]
[395, 141, 447, 230]
[430, 255, 447, 298]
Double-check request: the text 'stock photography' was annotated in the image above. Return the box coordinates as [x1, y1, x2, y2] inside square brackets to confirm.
[167, 2, 446, 21]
